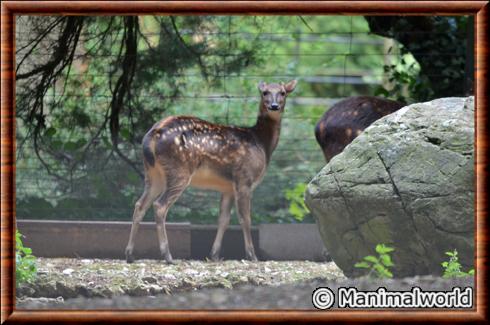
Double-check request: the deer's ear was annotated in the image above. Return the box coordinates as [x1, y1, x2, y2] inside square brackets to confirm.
[284, 80, 297, 93]
[258, 81, 267, 92]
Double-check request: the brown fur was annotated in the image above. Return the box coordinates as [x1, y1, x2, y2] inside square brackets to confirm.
[125, 80, 297, 263]
[315, 96, 404, 162]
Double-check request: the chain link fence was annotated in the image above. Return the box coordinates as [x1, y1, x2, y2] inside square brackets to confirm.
[15, 16, 470, 224]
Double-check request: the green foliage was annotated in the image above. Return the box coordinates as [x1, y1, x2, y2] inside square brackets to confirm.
[354, 244, 395, 279]
[441, 249, 475, 278]
[374, 49, 433, 104]
[284, 183, 310, 221]
[370, 16, 469, 103]
[16, 230, 37, 285]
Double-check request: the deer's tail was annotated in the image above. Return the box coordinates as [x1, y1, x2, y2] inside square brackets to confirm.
[142, 132, 155, 167]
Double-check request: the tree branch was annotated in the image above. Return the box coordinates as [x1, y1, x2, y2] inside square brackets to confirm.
[109, 16, 144, 179]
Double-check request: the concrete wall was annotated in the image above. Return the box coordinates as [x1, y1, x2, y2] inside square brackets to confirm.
[259, 223, 328, 261]
[17, 220, 190, 259]
[17, 220, 327, 261]
[190, 225, 259, 260]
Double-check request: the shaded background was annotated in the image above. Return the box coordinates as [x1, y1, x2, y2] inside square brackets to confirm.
[15, 15, 472, 225]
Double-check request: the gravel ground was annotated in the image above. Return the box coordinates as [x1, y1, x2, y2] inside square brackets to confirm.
[18, 276, 474, 310]
[16, 258, 474, 310]
[16, 258, 344, 303]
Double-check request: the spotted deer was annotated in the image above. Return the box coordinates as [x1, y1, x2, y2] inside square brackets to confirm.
[315, 96, 404, 162]
[125, 80, 297, 263]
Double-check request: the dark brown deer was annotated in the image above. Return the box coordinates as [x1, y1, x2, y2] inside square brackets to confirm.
[315, 96, 404, 162]
[125, 80, 297, 263]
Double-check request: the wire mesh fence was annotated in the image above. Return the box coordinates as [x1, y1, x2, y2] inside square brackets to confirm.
[15, 15, 470, 224]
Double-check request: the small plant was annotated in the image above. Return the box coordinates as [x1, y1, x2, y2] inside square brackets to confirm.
[16, 230, 37, 285]
[441, 249, 475, 278]
[284, 182, 310, 221]
[355, 244, 395, 278]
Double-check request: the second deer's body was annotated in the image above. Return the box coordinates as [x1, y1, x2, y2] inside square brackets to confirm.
[315, 96, 404, 162]
[125, 80, 297, 263]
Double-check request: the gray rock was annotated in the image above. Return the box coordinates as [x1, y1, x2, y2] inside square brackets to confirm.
[127, 285, 151, 297]
[55, 281, 78, 299]
[305, 97, 474, 277]
[142, 276, 158, 284]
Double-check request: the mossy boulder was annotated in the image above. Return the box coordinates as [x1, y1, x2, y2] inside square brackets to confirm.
[305, 97, 474, 277]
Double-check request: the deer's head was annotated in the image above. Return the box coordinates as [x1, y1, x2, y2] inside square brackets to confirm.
[258, 80, 297, 117]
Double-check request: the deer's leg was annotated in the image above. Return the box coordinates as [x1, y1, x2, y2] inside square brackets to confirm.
[210, 193, 234, 261]
[125, 182, 162, 263]
[233, 186, 258, 261]
[153, 174, 190, 264]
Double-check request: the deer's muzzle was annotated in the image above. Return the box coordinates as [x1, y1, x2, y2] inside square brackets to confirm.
[269, 103, 280, 111]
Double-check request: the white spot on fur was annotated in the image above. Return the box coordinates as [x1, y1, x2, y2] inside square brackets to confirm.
[181, 134, 187, 147]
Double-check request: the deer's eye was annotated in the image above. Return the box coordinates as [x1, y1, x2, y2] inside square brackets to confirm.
[262, 91, 269, 96]
[280, 91, 286, 96]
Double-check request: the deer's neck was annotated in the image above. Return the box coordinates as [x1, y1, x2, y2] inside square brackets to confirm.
[251, 102, 282, 163]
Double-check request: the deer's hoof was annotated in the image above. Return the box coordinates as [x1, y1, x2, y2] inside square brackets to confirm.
[210, 254, 222, 262]
[164, 258, 175, 265]
[210, 249, 221, 262]
[126, 249, 134, 263]
[126, 253, 135, 264]
[162, 252, 174, 264]
[247, 252, 258, 262]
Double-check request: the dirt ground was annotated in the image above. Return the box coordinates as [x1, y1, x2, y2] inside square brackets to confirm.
[17, 258, 474, 310]
[16, 258, 344, 300]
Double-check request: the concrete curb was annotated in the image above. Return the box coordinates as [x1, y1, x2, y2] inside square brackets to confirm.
[17, 220, 327, 261]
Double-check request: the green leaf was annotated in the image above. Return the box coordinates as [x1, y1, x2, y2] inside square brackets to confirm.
[376, 244, 394, 254]
[364, 255, 379, 263]
[373, 263, 385, 273]
[15, 230, 37, 285]
[384, 269, 393, 278]
[76, 138, 87, 148]
[120, 128, 131, 141]
[64, 141, 79, 151]
[285, 182, 309, 221]
[288, 202, 304, 221]
[380, 254, 394, 267]
[102, 136, 112, 149]
[64, 139, 87, 151]
[354, 262, 370, 268]
[372, 264, 392, 278]
[51, 140, 63, 150]
[374, 87, 390, 97]
[45, 127, 57, 137]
